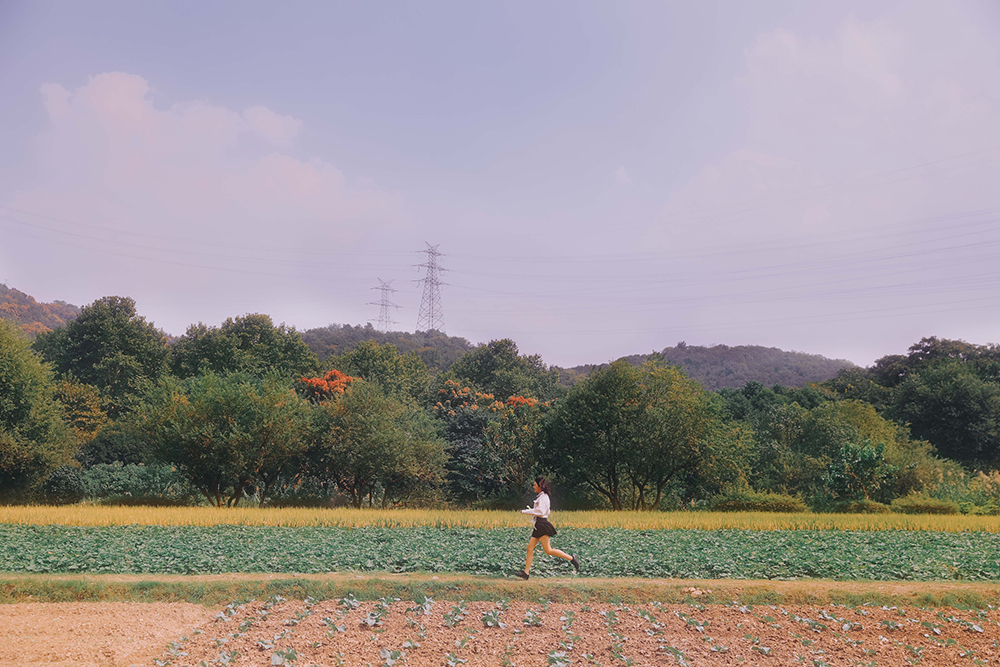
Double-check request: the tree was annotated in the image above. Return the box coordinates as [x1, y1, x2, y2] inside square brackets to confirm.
[171, 313, 317, 380]
[542, 361, 718, 510]
[0, 319, 75, 494]
[449, 339, 562, 401]
[307, 381, 446, 508]
[53, 378, 107, 444]
[892, 363, 1000, 465]
[33, 296, 169, 417]
[430, 380, 501, 503]
[141, 373, 310, 506]
[823, 440, 897, 501]
[327, 340, 429, 402]
[481, 396, 547, 498]
[296, 369, 354, 404]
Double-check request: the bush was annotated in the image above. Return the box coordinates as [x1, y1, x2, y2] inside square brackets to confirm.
[42, 465, 86, 504]
[706, 489, 807, 513]
[826, 499, 891, 514]
[891, 494, 960, 515]
[261, 476, 350, 508]
[81, 462, 198, 505]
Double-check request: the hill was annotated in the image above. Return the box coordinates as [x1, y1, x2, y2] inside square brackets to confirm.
[568, 343, 855, 390]
[0, 285, 80, 337]
[300, 324, 475, 371]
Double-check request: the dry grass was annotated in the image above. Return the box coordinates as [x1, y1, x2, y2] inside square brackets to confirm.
[2, 505, 999, 531]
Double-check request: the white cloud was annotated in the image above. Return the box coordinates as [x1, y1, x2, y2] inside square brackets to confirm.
[244, 105, 303, 144]
[4, 72, 406, 333]
[640, 7, 1000, 364]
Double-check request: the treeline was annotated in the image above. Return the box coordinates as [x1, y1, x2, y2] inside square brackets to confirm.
[568, 343, 854, 390]
[2, 294, 999, 514]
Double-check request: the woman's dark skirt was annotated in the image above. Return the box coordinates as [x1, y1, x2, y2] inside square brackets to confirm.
[531, 518, 557, 539]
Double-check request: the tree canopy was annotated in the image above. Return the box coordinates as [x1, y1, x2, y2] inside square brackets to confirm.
[0, 319, 74, 494]
[33, 296, 169, 417]
[171, 313, 317, 380]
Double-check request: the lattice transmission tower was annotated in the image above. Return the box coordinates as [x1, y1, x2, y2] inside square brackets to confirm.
[367, 278, 401, 333]
[414, 242, 447, 332]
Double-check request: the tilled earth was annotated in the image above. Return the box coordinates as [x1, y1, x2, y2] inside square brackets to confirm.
[144, 597, 1000, 666]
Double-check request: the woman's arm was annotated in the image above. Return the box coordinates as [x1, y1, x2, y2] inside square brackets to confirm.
[521, 494, 549, 517]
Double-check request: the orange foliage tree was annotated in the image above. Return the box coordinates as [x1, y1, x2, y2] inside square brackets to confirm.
[296, 369, 354, 404]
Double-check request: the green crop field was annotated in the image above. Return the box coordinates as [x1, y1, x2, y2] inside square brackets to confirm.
[3, 525, 999, 581]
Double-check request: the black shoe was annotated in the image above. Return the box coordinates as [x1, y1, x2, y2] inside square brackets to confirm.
[570, 555, 580, 573]
[515, 570, 529, 580]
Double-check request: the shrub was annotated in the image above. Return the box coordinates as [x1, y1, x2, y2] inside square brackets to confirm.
[707, 489, 807, 513]
[826, 499, 891, 514]
[891, 494, 960, 515]
[42, 465, 86, 504]
[81, 462, 198, 505]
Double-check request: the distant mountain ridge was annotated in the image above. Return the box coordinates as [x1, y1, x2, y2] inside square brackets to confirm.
[568, 343, 855, 390]
[2, 285, 853, 388]
[0, 284, 80, 337]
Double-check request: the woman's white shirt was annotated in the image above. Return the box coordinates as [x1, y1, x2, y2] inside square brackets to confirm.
[521, 492, 550, 521]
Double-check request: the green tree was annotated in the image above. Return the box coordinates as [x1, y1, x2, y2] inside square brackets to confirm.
[141, 373, 310, 506]
[308, 381, 446, 508]
[328, 340, 429, 402]
[33, 296, 169, 417]
[892, 362, 1000, 465]
[481, 396, 546, 498]
[823, 440, 898, 501]
[0, 319, 75, 495]
[542, 361, 719, 510]
[171, 313, 317, 380]
[448, 339, 561, 401]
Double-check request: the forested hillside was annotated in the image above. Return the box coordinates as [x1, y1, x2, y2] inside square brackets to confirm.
[0, 285, 79, 337]
[301, 324, 474, 371]
[568, 343, 854, 390]
[3, 289, 1000, 515]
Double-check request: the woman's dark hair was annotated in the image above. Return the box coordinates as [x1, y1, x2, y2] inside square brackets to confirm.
[534, 476, 551, 494]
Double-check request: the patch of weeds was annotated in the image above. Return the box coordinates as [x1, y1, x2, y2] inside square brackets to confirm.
[271, 647, 296, 666]
[406, 594, 434, 616]
[524, 608, 543, 627]
[378, 648, 405, 667]
[444, 651, 468, 666]
[482, 608, 506, 629]
[547, 650, 572, 667]
[661, 645, 691, 666]
[444, 600, 468, 628]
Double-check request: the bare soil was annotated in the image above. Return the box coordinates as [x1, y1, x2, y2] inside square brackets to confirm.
[0, 602, 212, 667]
[88, 599, 1000, 666]
[3, 581, 1000, 666]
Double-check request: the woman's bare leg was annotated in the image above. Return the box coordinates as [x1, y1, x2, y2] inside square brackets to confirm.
[538, 536, 573, 561]
[524, 536, 540, 574]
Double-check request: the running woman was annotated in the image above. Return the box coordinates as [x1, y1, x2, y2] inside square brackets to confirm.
[515, 476, 580, 579]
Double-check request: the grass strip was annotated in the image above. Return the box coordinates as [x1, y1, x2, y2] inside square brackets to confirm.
[3, 505, 1000, 531]
[3, 573, 999, 609]
[3, 525, 1000, 580]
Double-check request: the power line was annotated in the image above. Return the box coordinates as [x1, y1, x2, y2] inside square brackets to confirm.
[367, 278, 401, 332]
[414, 242, 446, 333]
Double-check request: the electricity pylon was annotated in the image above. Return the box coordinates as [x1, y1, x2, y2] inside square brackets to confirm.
[414, 242, 446, 332]
[367, 278, 401, 333]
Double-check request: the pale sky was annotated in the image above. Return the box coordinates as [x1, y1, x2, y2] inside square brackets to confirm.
[2, 1, 1000, 368]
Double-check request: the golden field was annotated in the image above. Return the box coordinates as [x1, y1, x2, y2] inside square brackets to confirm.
[1, 505, 998, 531]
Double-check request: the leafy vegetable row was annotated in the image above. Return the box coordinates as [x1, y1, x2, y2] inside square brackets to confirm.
[3, 526, 998, 581]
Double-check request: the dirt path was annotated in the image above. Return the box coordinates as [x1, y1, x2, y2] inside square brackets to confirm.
[0, 602, 212, 667]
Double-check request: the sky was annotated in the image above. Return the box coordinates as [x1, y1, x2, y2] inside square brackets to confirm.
[1, 1, 1000, 369]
